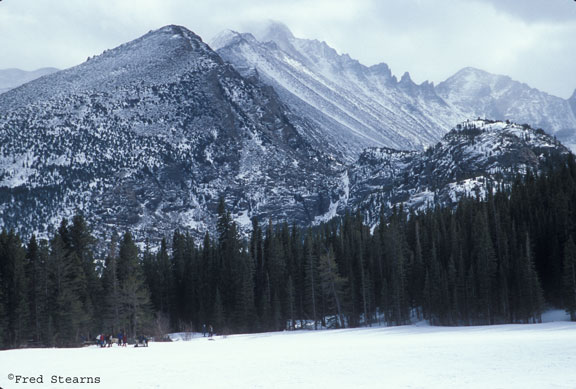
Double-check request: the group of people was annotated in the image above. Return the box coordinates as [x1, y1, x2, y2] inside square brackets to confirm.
[136, 335, 149, 347]
[96, 332, 128, 347]
[201, 324, 214, 337]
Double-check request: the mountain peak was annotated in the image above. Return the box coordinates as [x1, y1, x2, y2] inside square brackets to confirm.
[369, 63, 391, 75]
[0, 24, 343, 242]
[98, 24, 213, 66]
[448, 67, 516, 86]
[438, 66, 576, 152]
[458, 66, 490, 76]
[210, 29, 258, 51]
[399, 71, 414, 85]
[569, 88, 576, 117]
[144, 24, 206, 45]
[255, 21, 295, 43]
[0, 25, 222, 108]
[155, 24, 191, 34]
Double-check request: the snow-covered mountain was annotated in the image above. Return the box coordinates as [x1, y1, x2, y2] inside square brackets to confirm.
[214, 24, 576, 157]
[0, 67, 59, 94]
[569, 89, 576, 119]
[212, 22, 462, 162]
[0, 25, 343, 241]
[348, 119, 571, 223]
[0, 25, 571, 242]
[437, 67, 576, 150]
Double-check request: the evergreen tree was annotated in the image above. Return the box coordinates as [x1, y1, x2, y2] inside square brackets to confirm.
[319, 248, 346, 328]
[102, 234, 122, 333]
[0, 230, 29, 348]
[213, 288, 225, 334]
[382, 222, 409, 326]
[563, 236, 576, 321]
[0, 269, 5, 349]
[523, 234, 544, 323]
[303, 232, 319, 329]
[117, 232, 151, 338]
[286, 275, 296, 330]
[156, 238, 174, 320]
[2, 153, 576, 347]
[68, 214, 100, 334]
[46, 235, 86, 347]
[470, 209, 497, 324]
[215, 198, 243, 329]
[25, 235, 48, 345]
[238, 250, 257, 332]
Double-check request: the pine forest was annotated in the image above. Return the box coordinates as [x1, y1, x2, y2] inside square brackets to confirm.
[1, 155, 576, 349]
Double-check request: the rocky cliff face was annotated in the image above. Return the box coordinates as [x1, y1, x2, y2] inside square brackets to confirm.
[348, 119, 570, 223]
[215, 25, 576, 157]
[212, 22, 461, 162]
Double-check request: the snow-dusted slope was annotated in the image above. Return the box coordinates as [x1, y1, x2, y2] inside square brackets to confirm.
[0, 25, 342, 241]
[437, 67, 576, 151]
[0, 67, 59, 94]
[348, 119, 571, 222]
[569, 89, 576, 120]
[212, 22, 462, 162]
[213, 24, 576, 159]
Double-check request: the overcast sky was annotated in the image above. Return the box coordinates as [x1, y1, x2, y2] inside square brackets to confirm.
[1, 0, 575, 98]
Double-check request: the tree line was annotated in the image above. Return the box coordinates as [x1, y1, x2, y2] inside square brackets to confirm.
[1, 155, 576, 349]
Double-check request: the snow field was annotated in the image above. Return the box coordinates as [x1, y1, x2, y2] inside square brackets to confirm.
[1, 321, 576, 389]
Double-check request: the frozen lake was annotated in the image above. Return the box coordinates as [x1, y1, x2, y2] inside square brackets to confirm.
[1, 319, 575, 388]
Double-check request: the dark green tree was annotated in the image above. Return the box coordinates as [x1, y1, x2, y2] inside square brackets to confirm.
[117, 232, 151, 338]
[46, 235, 86, 347]
[0, 230, 29, 348]
[25, 235, 48, 344]
[563, 236, 576, 321]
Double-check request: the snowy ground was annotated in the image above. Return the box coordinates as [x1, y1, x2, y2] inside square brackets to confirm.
[1, 316, 576, 388]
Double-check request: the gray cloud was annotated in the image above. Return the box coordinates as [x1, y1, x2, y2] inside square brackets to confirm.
[470, 0, 576, 23]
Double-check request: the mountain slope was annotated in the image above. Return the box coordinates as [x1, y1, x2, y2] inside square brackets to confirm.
[0, 67, 59, 94]
[437, 67, 576, 150]
[0, 25, 343, 241]
[348, 119, 570, 222]
[212, 22, 462, 162]
[569, 89, 576, 119]
[213, 24, 576, 158]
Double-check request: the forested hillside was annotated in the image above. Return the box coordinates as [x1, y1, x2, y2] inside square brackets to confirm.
[1, 155, 576, 349]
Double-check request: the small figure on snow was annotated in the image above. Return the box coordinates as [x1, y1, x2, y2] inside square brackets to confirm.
[136, 335, 148, 347]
